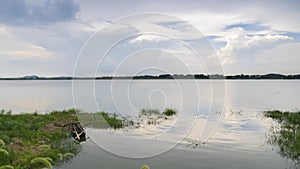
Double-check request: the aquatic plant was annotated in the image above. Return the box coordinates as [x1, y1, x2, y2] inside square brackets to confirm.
[138, 108, 177, 125]
[30, 157, 53, 169]
[0, 165, 14, 169]
[265, 110, 300, 166]
[162, 108, 177, 116]
[140, 109, 160, 116]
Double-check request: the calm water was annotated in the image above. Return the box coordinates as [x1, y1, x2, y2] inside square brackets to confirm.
[0, 80, 299, 169]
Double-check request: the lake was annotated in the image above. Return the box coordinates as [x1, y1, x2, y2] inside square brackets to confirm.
[0, 80, 299, 169]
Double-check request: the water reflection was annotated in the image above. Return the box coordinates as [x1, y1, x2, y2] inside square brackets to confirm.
[0, 80, 299, 168]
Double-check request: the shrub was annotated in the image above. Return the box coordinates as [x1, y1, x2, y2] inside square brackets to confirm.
[162, 108, 177, 116]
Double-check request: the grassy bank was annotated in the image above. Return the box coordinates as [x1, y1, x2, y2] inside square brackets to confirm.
[264, 110, 300, 166]
[0, 109, 81, 169]
[0, 108, 177, 168]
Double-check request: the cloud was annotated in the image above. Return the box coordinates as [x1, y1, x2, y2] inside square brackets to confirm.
[255, 42, 300, 74]
[0, 0, 80, 25]
[129, 34, 169, 44]
[0, 45, 53, 60]
[0, 26, 56, 61]
[0, 0, 299, 76]
[224, 22, 270, 31]
[217, 28, 293, 64]
[156, 21, 194, 32]
[222, 42, 300, 74]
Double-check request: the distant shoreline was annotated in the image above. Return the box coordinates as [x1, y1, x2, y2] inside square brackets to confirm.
[1, 73, 300, 80]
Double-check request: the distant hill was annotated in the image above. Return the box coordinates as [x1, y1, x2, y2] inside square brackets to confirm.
[0, 73, 300, 80]
[226, 73, 300, 79]
[23, 75, 39, 79]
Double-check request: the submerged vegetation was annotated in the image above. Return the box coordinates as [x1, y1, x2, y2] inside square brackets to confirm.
[264, 110, 300, 167]
[0, 109, 80, 169]
[79, 112, 128, 129]
[162, 108, 177, 116]
[138, 108, 177, 126]
[79, 108, 177, 129]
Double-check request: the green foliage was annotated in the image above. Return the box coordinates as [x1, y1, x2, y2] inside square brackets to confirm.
[162, 108, 177, 116]
[101, 112, 124, 129]
[265, 110, 300, 166]
[63, 153, 75, 158]
[0, 139, 5, 147]
[0, 110, 12, 115]
[30, 157, 52, 169]
[39, 145, 51, 150]
[0, 165, 14, 169]
[57, 153, 63, 161]
[140, 165, 150, 169]
[0, 148, 9, 156]
[56, 152, 74, 162]
[0, 109, 80, 168]
[0, 108, 177, 168]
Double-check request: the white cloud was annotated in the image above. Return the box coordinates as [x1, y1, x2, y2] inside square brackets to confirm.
[255, 42, 300, 74]
[177, 12, 245, 36]
[217, 28, 293, 64]
[221, 42, 300, 75]
[1, 0, 300, 76]
[0, 45, 53, 60]
[129, 34, 169, 44]
[239, 2, 300, 33]
[0, 27, 55, 60]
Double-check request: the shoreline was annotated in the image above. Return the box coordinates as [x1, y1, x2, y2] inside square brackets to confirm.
[0, 109, 299, 168]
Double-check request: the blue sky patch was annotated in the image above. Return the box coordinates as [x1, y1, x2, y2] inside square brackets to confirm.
[285, 32, 300, 42]
[206, 35, 227, 49]
[224, 22, 269, 31]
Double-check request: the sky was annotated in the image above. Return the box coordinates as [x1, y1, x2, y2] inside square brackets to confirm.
[0, 0, 299, 77]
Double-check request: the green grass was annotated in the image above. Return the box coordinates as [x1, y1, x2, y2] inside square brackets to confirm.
[0, 108, 177, 168]
[0, 109, 80, 169]
[0, 165, 14, 169]
[30, 157, 52, 169]
[264, 110, 300, 166]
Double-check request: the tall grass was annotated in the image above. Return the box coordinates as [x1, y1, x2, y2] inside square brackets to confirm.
[0, 148, 9, 156]
[30, 157, 52, 169]
[0, 139, 5, 147]
[0, 165, 14, 169]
